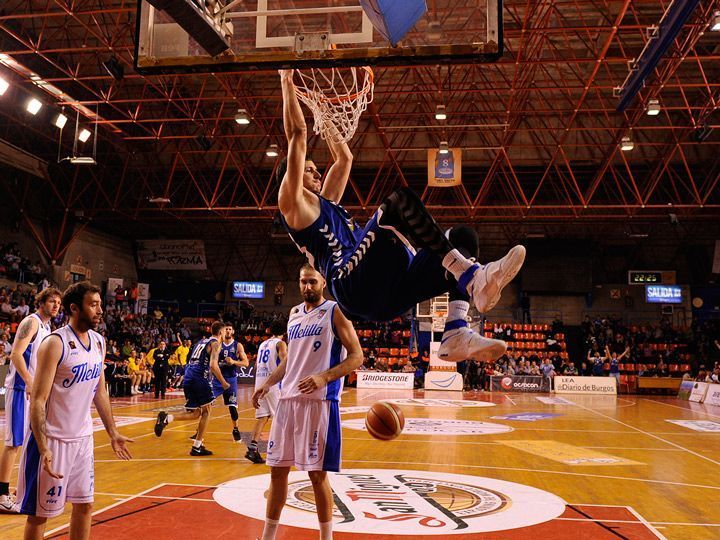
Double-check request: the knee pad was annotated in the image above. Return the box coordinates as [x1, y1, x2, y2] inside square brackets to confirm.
[230, 406, 239, 421]
[447, 225, 479, 259]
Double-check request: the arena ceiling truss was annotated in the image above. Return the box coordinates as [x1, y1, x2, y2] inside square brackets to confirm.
[0, 0, 719, 255]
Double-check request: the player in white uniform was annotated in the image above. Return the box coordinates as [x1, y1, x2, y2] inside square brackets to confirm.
[17, 281, 133, 540]
[252, 264, 363, 540]
[0, 288, 61, 513]
[245, 321, 287, 464]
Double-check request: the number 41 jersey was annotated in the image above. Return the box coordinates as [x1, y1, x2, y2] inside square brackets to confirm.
[280, 300, 346, 402]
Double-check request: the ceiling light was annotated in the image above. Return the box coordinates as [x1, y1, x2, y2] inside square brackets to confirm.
[26, 98, 42, 115]
[234, 109, 251, 125]
[78, 128, 92, 143]
[54, 113, 68, 129]
[266, 144, 279, 157]
[620, 136, 634, 151]
[712, 11, 720, 31]
[646, 98, 660, 116]
[0, 77, 8, 96]
[149, 197, 171, 204]
[69, 156, 96, 165]
[435, 105, 447, 120]
[438, 141, 450, 154]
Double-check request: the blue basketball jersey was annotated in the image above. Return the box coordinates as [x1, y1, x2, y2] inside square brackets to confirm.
[281, 195, 363, 279]
[185, 337, 218, 382]
[220, 340, 238, 379]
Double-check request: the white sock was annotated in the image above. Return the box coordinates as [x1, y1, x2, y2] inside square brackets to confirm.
[166, 414, 175, 423]
[447, 300, 469, 323]
[319, 520, 333, 540]
[192, 439, 202, 448]
[262, 518, 279, 540]
[442, 249, 475, 282]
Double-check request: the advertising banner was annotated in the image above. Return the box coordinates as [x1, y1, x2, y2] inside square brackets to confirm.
[136, 239, 207, 270]
[237, 365, 256, 386]
[702, 383, 720, 407]
[357, 371, 414, 389]
[689, 381, 708, 403]
[490, 375, 550, 393]
[554, 376, 617, 395]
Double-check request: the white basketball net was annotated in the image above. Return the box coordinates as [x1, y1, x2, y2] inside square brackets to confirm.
[294, 66, 374, 145]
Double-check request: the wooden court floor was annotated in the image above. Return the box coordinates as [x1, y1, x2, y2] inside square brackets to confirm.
[1, 386, 718, 539]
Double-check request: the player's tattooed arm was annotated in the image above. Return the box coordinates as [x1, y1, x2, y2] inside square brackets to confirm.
[30, 335, 62, 477]
[209, 340, 230, 389]
[299, 307, 363, 393]
[9, 315, 38, 389]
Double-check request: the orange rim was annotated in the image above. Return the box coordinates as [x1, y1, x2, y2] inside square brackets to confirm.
[294, 66, 374, 105]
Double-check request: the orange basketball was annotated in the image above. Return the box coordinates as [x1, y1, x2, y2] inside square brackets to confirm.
[365, 401, 405, 441]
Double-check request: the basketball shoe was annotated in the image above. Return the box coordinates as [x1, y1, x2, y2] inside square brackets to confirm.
[438, 326, 507, 362]
[458, 245, 526, 313]
[0, 494, 19, 513]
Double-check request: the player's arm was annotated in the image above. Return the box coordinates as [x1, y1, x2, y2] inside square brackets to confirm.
[320, 124, 353, 204]
[30, 335, 63, 479]
[298, 308, 363, 394]
[277, 70, 308, 215]
[232, 344, 249, 367]
[93, 355, 133, 460]
[209, 340, 229, 389]
[251, 342, 288, 408]
[9, 315, 39, 393]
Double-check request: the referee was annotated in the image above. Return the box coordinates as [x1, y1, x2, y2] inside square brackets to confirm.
[153, 340, 171, 398]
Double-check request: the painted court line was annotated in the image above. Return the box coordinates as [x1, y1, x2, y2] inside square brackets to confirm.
[642, 398, 720, 420]
[342, 459, 720, 491]
[574, 402, 720, 467]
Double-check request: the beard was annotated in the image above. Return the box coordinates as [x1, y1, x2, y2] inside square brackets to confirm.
[303, 290, 321, 303]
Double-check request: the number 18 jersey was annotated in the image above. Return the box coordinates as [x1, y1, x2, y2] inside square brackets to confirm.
[255, 337, 283, 391]
[280, 300, 346, 402]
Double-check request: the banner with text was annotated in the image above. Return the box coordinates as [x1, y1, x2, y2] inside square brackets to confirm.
[357, 371, 414, 389]
[702, 383, 720, 407]
[490, 375, 550, 393]
[427, 148, 462, 187]
[137, 239, 207, 270]
[689, 381, 708, 403]
[554, 376, 617, 395]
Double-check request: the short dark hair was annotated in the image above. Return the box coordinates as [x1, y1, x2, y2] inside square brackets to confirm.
[211, 320, 225, 336]
[269, 320, 285, 336]
[300, 262, 317, 275]
[62, 281, 101, 314]
[35, 287, 62, 308]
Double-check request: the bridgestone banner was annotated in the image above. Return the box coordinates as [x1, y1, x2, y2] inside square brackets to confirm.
[554, 376, 617, 395]
[490, 375, 550, 393]
[136, 239, 207, 270]
[356, 371, 414, 389]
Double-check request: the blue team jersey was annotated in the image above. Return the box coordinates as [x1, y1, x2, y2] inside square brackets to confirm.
[184, 337, 218, 382]
[220, 340, 238, 379]
[281, 195, 363, 280]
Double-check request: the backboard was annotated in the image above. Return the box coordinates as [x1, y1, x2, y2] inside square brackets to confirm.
[134, 0, 502, 74]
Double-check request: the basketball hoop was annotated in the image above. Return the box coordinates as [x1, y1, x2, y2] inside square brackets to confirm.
[294, 66, 374, 145]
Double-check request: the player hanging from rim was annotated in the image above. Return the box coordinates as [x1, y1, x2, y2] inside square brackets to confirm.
[154, 321, 230, 456]
[0, 288, 62, 513]
[245, 320, 287, 464]
[277, 69, 526, 363]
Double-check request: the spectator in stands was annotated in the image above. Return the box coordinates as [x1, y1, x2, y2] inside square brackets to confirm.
[561, 359, 577, 375]
[112, 359, 132, 397]
[605, 345, 629, 385]
[0, 333, 11, 364]
[529, 361, 541, 376]
[589, 350, 606, 377]
[578, 360, 591, 376]
[541, 358, 555, 382]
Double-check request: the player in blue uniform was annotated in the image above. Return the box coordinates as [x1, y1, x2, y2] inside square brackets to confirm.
[278, 70, 524, 365]
[211, 325, 248, 442]
[154, 321, 230, 456]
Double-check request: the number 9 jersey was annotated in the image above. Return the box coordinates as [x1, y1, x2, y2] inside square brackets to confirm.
[280, 300, 346, 402]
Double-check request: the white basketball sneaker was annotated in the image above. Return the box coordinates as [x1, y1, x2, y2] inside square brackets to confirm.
[465, 245, 526, 313]
[438, 326, 507, 362]
[0, 494, 19, 513]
